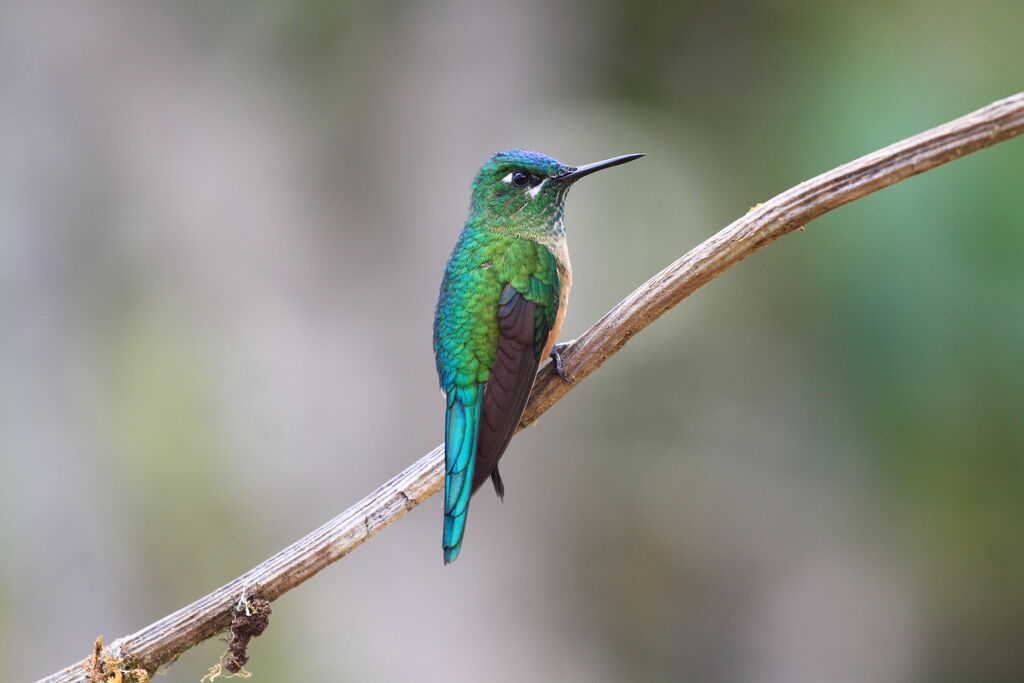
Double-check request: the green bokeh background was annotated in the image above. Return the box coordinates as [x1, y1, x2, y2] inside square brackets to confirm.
[3, 1, 1022, 681]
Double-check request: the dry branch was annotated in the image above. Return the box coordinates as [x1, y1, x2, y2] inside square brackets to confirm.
[39, 92, 1024, 683]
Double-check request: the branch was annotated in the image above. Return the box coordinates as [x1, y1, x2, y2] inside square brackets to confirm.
[40, 92, 1024, 683]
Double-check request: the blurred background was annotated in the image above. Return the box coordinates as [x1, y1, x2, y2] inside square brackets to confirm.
[2, 1, 1022, 681]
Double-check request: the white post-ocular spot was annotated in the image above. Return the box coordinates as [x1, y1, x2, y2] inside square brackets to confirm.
[501, 172, 546, 198]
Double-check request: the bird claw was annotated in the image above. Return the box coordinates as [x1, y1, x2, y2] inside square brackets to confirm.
[549, 341, 575, 383]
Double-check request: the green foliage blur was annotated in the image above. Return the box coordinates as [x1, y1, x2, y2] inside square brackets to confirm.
[2, 1, 1021, 681]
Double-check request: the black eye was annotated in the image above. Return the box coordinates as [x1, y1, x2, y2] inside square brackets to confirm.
[511, 171, 530, 187]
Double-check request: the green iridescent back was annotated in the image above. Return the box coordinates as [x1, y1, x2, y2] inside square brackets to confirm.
[434, 230, 559, 391]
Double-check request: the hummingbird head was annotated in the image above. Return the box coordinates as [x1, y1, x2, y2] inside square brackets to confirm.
[468, 149, 644, 236]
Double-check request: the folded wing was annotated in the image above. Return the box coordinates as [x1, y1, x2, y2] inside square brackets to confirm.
[471, 283, 552, 496]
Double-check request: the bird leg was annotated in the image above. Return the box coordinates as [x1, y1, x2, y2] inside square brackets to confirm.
[549, 340, 576, 383]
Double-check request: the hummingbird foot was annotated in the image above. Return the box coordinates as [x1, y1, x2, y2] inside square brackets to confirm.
[549, 341, 576, 383]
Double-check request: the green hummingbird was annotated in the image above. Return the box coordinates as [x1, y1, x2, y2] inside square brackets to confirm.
[433, 149, 644, 563]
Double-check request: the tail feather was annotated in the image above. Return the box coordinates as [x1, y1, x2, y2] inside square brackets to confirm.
[443, 385, 483, 563]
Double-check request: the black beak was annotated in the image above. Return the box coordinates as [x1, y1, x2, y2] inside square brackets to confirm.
[554, 153, 645, 183]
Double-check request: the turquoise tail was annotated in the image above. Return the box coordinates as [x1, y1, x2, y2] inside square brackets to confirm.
[443, 384, 482, 564]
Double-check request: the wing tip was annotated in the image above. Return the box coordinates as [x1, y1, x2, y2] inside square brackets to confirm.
[491, 467, 505, 501]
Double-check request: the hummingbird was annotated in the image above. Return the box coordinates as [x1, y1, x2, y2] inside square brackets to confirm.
[433, 149, 644, 563]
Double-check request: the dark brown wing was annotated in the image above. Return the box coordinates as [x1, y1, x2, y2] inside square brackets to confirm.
[470, 284, 549, 497]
